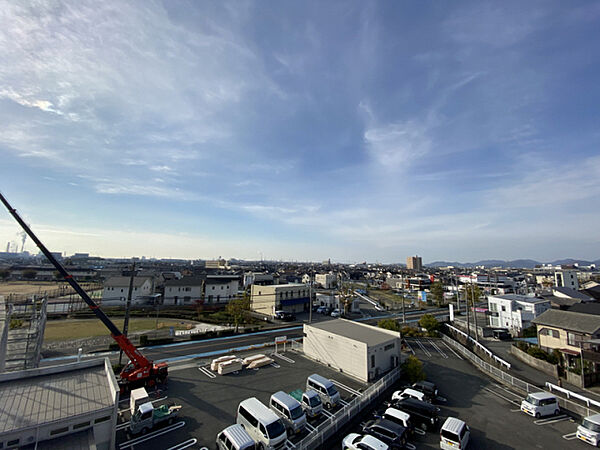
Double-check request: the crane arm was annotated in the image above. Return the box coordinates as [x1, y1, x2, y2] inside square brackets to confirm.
[0, 192, 151, 369]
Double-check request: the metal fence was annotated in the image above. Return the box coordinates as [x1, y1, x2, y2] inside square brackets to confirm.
[446, 324, 511, 369]
[297, 366, 401, 450]
[441, 334, 600, 418]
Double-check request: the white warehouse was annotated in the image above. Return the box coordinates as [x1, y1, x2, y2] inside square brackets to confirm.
[303, 319, 401, 382]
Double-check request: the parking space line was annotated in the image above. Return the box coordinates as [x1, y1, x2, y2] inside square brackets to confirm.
[534, 415, 569, 425]
[273, 352, 295, 364]
[116, 422, 129, 431]
[332, 380, 362, 396]
[305, 423, 316, 432]
[322, 410, 334, 418]
[403, 340, 416, 355]
[510, 408, 521, 412]
[339, 399, 349, 406]
[270, 362, 281, 369]
[563, 432, 577, 440]
[166, 438, 198, 450]
[198, 366, 216, 378]
[441, 341, 463, 360]
[414, 339, 431, 357]
[414, 428, 426, 435]
[481, 386, 521, 406]
[428, 339, 448, 358]
[118, 420, 185, 449]
[405, 443, 416, 450]
[492, 384, 522, 399]
[285, 439, 296, 448]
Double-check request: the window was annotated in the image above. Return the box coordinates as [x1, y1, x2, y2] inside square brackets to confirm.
[568, 332, 578, 346]
[371, 354, 375, 368]
[239, 406, 258, 427]
[384, 343, 395, 351]
[50, 427, 69, 436]
[501, 305, 506, 312]
[7, 440, 19, 447]
[73, 421, 90, 430]
[95, 416, 111, 424]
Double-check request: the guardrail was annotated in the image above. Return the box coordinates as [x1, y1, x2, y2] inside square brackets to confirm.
[446, 324, 511, 369]
[546, 382, 600, 409]
[297, 367, 400, 450]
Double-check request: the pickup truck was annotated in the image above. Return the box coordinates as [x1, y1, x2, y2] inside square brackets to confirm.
[289, 389, 323, 418]
[130, 401, 182, 435]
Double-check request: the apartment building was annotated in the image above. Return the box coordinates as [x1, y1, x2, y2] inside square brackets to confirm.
[487, 294, 550, 335]
[250, 283, 309, 317]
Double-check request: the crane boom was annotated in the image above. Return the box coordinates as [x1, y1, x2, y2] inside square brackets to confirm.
[0, 192, 150, 370]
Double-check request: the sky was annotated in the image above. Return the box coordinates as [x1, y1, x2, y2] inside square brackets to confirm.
[1, 1, 600, 264]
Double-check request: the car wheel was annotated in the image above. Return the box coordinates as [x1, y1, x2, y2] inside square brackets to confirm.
[141, 427, 148, 435]
[258, 444, 265, 450]
[421, 422, 428, 431]
[554, 409, 559, 416]
[168, 417, 174, 425]
[326, 402, 331, 409]
[535, 412, 540, 418]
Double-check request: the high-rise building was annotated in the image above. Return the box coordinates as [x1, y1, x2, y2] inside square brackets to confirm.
[406, 255, 422, 271]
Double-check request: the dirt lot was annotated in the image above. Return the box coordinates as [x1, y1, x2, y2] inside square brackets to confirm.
[0, 281, 66, 296]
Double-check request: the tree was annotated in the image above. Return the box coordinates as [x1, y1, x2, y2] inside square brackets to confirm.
[0, 269, 9, 281]
[402, 355, 426, 383]
[22, 269, 37, 280]
[430, 281, 445, 307]
[378, 318, 401, 332]
[226, 292, 251, 332]
[419, 313, 440, 336]
[463, 284, 482, 306]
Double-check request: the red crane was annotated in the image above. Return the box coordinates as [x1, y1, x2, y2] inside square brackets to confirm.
[0, 192, 168, 393]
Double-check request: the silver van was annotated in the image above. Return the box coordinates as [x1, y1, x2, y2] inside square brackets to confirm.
[237, 398, 287, 450]
[269, 391, 307, 434]
[440, 417, 470, 450]
[306, 374, 340, 409]
[216, 424, 256, 450]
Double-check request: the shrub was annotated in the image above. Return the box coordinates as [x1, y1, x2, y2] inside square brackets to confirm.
[378, 318, 401, 332]
[402, 355, 426, 383]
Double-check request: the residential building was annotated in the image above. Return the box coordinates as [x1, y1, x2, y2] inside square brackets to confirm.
[243, 272, 274, 288]
[250, 283, 309, 317]
[303, 319, 401, 382]
[487, 294, 550, 335]
[204, 275, 239, 304]
[101, 276, 155, 306]
[406, 255, 422, 271]
[555, 270, 579, 290]
[164, 275, 239, 305]
[315, 273, 336, 289]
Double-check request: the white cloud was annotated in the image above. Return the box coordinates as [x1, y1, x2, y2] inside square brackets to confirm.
[364, 121, 431, 168]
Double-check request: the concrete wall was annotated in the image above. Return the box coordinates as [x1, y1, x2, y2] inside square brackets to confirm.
[510, 345, 559, 378]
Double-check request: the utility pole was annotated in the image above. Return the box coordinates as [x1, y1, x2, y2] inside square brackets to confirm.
[308, 267, 313, 324]
[119, 262, 136, 366]
[465, 284, 471, 339]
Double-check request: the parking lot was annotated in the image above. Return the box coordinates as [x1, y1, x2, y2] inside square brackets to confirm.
[115, 349, 366, 449]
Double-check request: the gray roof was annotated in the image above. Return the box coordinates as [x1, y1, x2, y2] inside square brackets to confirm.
[306, 319, 399, 346]
[104, 276, 152, 287]
[532, 309, 600, 334]
[553, 286, 594, 301]
[0, 359, 116, 435]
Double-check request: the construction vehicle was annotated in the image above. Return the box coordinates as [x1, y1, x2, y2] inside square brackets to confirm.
[0, 192, 168, 393]
[130, 401, 182, 435]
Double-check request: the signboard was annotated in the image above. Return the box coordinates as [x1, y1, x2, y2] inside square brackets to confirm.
[449, 304, 454, 322]
[418, 291, 427, 303]
[275, 336, 287, 344]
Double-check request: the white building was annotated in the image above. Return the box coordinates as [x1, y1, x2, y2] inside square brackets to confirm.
[488, 294, 551, 335]
[164, 275, 239, 306]
[243, 272, 274, 288]
[555, 270, 579, 290]
[315, 273, 336, 289]
[204, 275, 240, 304]
[303, 319, 401, 382]
[101, 276, 155, 306]
[250, 283, 309, 317]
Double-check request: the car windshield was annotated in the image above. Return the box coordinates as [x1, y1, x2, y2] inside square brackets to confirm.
[266, 420, 286, 439]
[583, 419, 600, 433]
[326, 385, 338, 396]
[290, 405, 304, 420]
[525, 395, 540, 406]
[309, 396, 321, 407]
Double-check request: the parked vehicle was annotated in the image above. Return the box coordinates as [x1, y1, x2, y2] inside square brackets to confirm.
[520, 392, 559, 418]
[316, 306, 327, 314]
[289, 389, 323, 418]
[440, 417, 470, 450]
[217, 424, 256, 450]
[237, 397, 287, 450]
[391, 388, 429, 403]
[390, 398, 440, 431]
[361, 418, 408, 449]
[130, 387, 150, 415]
[274, 310, 286, 320]
[331, 308, 341, 317]
[281, 312, 296, 321]
[130, 401, 181, 435]
[411, 381, 439, 399]
[377, 407, 415, 437]
[342, 433, 388, 450]
[307, 374, 340, 409]
[269, 391, 307, 434]
[492, 329, 511, 340]
[577, 413, 600, 446]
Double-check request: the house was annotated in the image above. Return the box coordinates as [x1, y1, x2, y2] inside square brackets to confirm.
[555, 270, 579, 290]
[487, 294, 550, 335]
[315, 273, 336, 289]
[250, 283, 309, 317]
[101, 276, 155, 306]
[164, 275, 239, 306]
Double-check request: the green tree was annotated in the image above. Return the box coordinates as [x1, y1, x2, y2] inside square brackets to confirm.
[226, 292, 251, 332]
[419, 313, 440, 336]
[22, 269, 37, 280]
[402, 355, 426, 383]
[378, 318, 401, 332]
[0, 269, 9, 281]
[430, 281, 445, 307]
[463, 284, 482, 306]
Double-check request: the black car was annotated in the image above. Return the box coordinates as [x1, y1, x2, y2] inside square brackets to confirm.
[281, 312, 296, 321]
[361, 418, 408, 449]
[412, 381, 439, 399]
[390, 398, 440, 432]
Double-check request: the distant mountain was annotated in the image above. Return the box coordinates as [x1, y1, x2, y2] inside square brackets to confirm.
[425, 258, 598, 269]
[549, 258, 594, 266]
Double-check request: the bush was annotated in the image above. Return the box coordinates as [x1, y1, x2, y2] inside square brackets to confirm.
[378, 319, 401, 332]
[139, 335, 149, 346]
[9, 319, 23, 329]
[522, 326, 537, 338]
[400, 326, 425, 337]
[402, 355, 426, 383]
[418, 314, 440, 336]
[516, 341, 529, 352]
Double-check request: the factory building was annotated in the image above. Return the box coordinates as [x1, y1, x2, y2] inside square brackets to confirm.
[303, 319, 401, 382]
[0, 358, 118, 449]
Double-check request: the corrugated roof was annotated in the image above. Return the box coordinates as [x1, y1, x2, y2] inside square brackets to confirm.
[532, 309, 600, 334]
[306, 319, 399, 346]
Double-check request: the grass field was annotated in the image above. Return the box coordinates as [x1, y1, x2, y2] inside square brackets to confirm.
[43, 317, 195, 341]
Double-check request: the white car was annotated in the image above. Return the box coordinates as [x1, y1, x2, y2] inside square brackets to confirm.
[391, 388, 427, 403]
[331, 309, 341, 317]
[342, 433, 388, 450]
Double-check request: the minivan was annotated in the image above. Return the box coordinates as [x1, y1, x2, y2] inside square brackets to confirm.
[362, 418, 408, 449]
[269, 391, 307, 434]
[237, 398, 287, 450]
[412, 381, 438, 399]
[440, 417, 470, 450]
[390, 398, 440, 431]
[306, 374, 340, 409]
[577, 413, 600, 446]
[391, 388, 428, 403]
[520, 392, 559, 418]
[379, 407, 415, 437]
[216, 424, 256, 450]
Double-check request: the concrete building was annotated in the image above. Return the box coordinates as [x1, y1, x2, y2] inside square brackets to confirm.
[243, 272, 274, 288]
[488, 294, 551, 335]
[303, 319, 401, 382]
[164, 275, 239, 305]
[204, 275, 240, 304]
[250, 283, 309, 317]
[0, 358, 118, 450]
[406, 255, 422, 271]
[315, 273, 336, 289]
[555, 270, 579, 290]
[101, 276, 155, 306]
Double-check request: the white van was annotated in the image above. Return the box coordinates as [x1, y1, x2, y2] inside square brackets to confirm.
[577, 413, 600, 446]
[216, 424, 256, 450]
[520, 392, 559, 418]
[306, 374, 340, 409]
[391, 388, 427, 403]
[440, 417, 470, 450]
[269, 391, 307, 434]
[237, 398, 287, 450]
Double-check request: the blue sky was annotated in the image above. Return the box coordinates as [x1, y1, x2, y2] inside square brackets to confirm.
[1, 1, 599, 263]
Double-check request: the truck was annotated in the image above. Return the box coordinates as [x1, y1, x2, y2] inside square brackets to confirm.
[289, 389, 323, 418]
[130, 387, 150, 416]
[130, 401, 182, 435]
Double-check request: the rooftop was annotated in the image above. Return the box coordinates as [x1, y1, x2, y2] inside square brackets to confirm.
[306, 319, 399, 346]
[489, 294, 548, 304]
[532, 309, 600, 335]
[104, 276, 152, 287]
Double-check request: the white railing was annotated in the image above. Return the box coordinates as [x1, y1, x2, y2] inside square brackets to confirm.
[297, 367, 401, 450]
[446, 324, 511, 369]
[546, 382, 600, 409]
